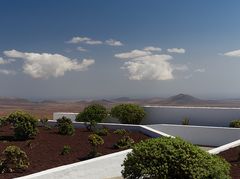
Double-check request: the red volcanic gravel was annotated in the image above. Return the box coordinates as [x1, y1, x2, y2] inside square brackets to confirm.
[0, 125, 149, 179]
[218, 146, 240, 179]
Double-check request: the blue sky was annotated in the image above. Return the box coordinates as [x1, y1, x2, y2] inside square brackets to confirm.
[1, 0, 240, 100]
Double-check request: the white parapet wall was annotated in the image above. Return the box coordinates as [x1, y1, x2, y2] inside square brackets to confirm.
[147, 124, 240, 146]
[143, 106, 240, 127]
[15, 149, 131, 179]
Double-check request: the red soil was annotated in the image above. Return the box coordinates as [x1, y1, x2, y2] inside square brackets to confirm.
[218, 146, 240, 179]
[0, 125, 149, 179]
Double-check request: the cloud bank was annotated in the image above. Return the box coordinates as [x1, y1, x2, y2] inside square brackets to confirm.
[115, 47, 187, 80]
[4, 50, 95, 79]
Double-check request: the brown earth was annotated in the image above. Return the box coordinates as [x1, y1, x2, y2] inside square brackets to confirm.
[218, 146, 240, 179]
[0, 125, 149, 179]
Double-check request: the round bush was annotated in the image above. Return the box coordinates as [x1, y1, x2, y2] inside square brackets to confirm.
[7, 111, 38, 140]
[76, 104, 108, 130]
[0, 145, 29, 173]
[57, 116, 75, 135]
[122, 137, 230, 179]
[229, 119, 240, 128]
[111, 104, 146, 124]
[76, 104, 108, 123]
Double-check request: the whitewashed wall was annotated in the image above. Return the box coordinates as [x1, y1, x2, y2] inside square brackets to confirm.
[143, 106, 240, 127]
[147, 124, 240, 146]
[15, 150, 131, 179]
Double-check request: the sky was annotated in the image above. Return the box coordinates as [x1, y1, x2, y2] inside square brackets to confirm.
[1, 0, 240, 100]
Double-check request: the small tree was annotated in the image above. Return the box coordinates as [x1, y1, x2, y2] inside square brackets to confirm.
[111, 104, 146, 124]
[76, 104, 108, 131]
[7, 111, 38, 140]
[57, 116, 75, 135]
[0, 146, 29, 173]
[229, 119, 240, 128]
[122, 137, 230, 179]
[88, 134, 104, 158]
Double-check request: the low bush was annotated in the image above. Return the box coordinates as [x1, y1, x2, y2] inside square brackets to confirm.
[114, 136, 134, 149]
[7, 111, 38, 140]
[0, 116, 8, 127]
[88, 134, 104, 158]
[113, 129, 127, 136]
[40, 117, 52, 130]
[182, 117, 190, 125]
[94, 127, 109, 136]
[229, 119, 240, 128]
[57, 116, 75, 135]
[122, 137, 230, 179]
[76, 104, 108, 131]
[61, 145, 71, 155]
[111, 104, 146, 124]
[0, 146, 29, 173]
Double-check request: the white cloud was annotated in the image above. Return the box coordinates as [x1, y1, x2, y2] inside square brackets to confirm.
[143, 46, 161, 52]
[4, 49, 95, 79]
[195, 68, 205, 73]
[115, 50, 152, 59]
[76, 47, 87, 52]
[0, 57, 15, 64]
[167, 48, 186, 54]
[105, 39, 123, 46]
[67, 36, 103, 45]
[67, 37, 91, 44]
[121, 55, 174, 80]
[0, 69, 16, 75]
[85, 40, 103, 45]
[115, 48, 187, 80]
[223, 49, 240, 57]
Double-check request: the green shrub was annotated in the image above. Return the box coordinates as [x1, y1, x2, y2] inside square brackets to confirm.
[229, 119, 240, 128]
[0, 116, 8, 127]
[94, 127, 109, 136]
[113, 129, 127, 136]
[111, 104, 145, 124]
[182, 117, 190, 125]
[40, 117, 52, 130]
[57, 116, 75, 135]
[61, 145, 71, 155]
[122, 137, 230, 179]
[8, 111, 38, 140]
[88, 134, 104, 158]
[0, 146, 29, 173]
[114, 136, 134, 149]
[76, 104, 108, 131]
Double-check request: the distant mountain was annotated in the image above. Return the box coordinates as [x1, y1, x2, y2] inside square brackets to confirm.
[164, 94, 204, 105]
[0, 97, 31, 105]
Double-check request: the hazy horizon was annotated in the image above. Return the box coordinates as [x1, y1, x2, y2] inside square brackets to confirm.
[1, 1, 240, 100]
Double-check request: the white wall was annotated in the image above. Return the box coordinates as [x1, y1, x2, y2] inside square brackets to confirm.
[15, 150, 131, 179]
[143, 106, 240, 127]
[148, 124, 240, 146]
